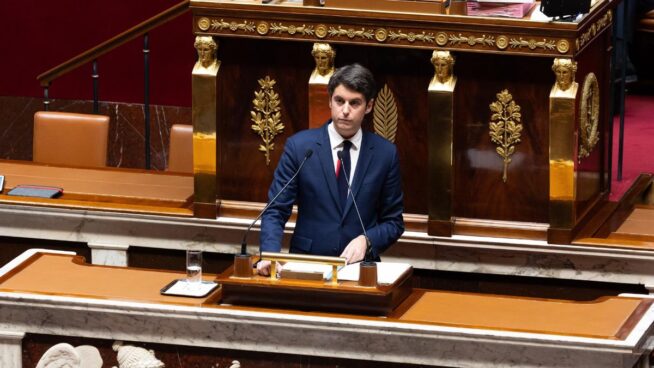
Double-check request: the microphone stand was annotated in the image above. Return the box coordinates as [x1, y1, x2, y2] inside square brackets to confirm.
[337, 151, 377, 288]
[233, 149, 314, 278]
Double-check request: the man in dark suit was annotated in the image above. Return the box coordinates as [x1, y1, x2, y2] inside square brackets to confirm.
[258, 64, 404, 275]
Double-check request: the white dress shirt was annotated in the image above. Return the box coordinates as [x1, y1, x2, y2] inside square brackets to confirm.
[327, 122, 362, 185]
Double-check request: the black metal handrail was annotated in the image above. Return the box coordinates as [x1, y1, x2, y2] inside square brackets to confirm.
[36, 0, 190, 169]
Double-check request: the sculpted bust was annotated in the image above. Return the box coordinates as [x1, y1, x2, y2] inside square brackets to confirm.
[193, 36, 219, 74]
[430, 50, 455, 87]
[309, 43, 335, 84]
[552, 58, 577, 92]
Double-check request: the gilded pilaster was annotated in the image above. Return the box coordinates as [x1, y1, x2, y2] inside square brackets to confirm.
[192, 36, 219, 218]
[549, 58, 579, 228]
[428, 51, 456, 236]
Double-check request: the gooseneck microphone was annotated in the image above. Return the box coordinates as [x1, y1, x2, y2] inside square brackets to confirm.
[239, 149, 313, 255]
[337, 150, 373, 263]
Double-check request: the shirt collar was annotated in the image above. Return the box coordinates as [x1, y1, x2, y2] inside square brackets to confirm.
[328, 122, 362, 151]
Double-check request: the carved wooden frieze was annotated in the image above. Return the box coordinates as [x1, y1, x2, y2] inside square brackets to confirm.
[194, 16, 574, 57]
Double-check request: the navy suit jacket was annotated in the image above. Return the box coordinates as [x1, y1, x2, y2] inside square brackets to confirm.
[260, 122, 404, 259]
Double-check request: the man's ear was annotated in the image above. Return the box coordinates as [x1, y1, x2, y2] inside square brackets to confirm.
[365, 99, 374, 114]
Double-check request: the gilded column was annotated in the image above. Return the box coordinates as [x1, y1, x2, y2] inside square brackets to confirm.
[549, 58, 579, 229]
[192, 36, 219, 218]
[428, 51, 456, 236]
[308, 43, 335, 128]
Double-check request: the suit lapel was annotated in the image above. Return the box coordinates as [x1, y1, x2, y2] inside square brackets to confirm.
[342, 131, 374, 220]
[317, 123, 341, 211]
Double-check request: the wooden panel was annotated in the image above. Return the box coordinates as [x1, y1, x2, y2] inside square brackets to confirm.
[397, 290, 650, 339]
[216, 38, 311, 203]
[453, 53, 552, 222]
[0, 253, 217, 307]
[574, 29, 612, 221]
[216, 41, 431, 214]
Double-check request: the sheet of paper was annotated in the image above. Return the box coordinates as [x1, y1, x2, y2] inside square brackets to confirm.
[162, 280, 217, 297]
[336, 262, 412, 285]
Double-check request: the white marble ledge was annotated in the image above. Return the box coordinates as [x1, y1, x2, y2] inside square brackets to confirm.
[0, 289, 653, 368]
[5, 204, 654, 289]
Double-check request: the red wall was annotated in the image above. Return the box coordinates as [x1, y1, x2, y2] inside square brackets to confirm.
[0, 0, 194, 107]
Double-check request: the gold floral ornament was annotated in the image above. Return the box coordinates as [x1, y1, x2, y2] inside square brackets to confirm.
[251, 76, 284, 166]
[489, 90, 523, 183]
[373, 84, 399, 143]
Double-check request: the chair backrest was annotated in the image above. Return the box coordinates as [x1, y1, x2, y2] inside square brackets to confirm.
[168, 124, 193, 173]
[33, 111, 109, 168]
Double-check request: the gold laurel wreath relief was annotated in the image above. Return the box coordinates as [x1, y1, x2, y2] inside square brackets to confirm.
[250, 76, 284, 166]
[578, 73, 600, 160]
[489, 90, 523, 183]
[373, 84, 399, 143]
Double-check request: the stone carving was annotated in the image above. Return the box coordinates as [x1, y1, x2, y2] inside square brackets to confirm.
[113, 341, 165, 368]
[36, 343, 102, 368]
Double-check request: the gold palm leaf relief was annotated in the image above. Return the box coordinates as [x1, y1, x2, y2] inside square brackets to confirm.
[250, 76, 284, 166]
[488, 89, 523, 183]
[373, 84, 399, 143]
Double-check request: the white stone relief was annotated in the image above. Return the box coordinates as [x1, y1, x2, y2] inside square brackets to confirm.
[36, 343, 102, 368]
[113, 341, 165, 368]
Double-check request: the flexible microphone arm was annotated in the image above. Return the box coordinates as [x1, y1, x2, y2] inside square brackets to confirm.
[240, 149, 314, 255]
[337, 150, 374, 263]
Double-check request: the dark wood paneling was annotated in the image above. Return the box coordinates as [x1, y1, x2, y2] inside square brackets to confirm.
[453, 53, 552, 223]
[216, 41, 431, 213]
[216, 38, 311, 203]
[128, 246, 234, 275]
[575, 29, 612, 220]
[0, 237, 91, 267]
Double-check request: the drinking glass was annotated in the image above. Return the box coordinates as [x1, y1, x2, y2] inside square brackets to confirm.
[186, 250, 203, 285]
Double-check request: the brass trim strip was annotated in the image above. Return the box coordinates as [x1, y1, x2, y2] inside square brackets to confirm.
[195, 16, 573, 56]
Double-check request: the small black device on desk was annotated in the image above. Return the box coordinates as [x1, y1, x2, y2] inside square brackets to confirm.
[7, 184, 63, 199]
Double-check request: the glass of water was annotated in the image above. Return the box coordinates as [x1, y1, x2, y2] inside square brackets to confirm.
[186, 249, 202, 285]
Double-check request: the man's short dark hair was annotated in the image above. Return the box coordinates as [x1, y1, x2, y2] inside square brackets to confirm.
[327, 63, 377, 102]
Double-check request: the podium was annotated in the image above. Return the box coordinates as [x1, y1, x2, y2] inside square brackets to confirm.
[219, 252, 413, 315]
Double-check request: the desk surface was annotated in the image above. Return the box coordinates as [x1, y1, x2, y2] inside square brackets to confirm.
[0, 160, 194, 216]
[0, 252, 649, 340]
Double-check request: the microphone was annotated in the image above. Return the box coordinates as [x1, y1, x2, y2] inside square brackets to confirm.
[337, 150, 374, 263]
[240, 149, 313, 255]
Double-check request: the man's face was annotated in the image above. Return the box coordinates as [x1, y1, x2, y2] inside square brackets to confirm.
[329, 84, 373, 139]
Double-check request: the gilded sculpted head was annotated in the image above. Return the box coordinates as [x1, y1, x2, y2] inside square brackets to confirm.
[552, 58, 577, 91]
[194, 36, 218, 69]
[311, 43, 336, 77]
[430, 51, 455, 84]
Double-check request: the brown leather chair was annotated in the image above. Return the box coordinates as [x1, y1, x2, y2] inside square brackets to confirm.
[33, 111, 110, 168]
[168, 124, 193, 173]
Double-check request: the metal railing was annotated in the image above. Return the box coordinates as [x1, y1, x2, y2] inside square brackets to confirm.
[36, 0, 190, 169]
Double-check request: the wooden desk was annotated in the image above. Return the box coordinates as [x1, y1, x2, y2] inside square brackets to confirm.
[190, 0, 618, 243]
[0, 160, 193, 216]
[1, 250, 653, 367]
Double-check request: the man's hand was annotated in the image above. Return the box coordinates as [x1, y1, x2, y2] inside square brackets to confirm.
[256, 260, 272, 276]
[339, 235, 367, 264]
[256, 260, 284, 276]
